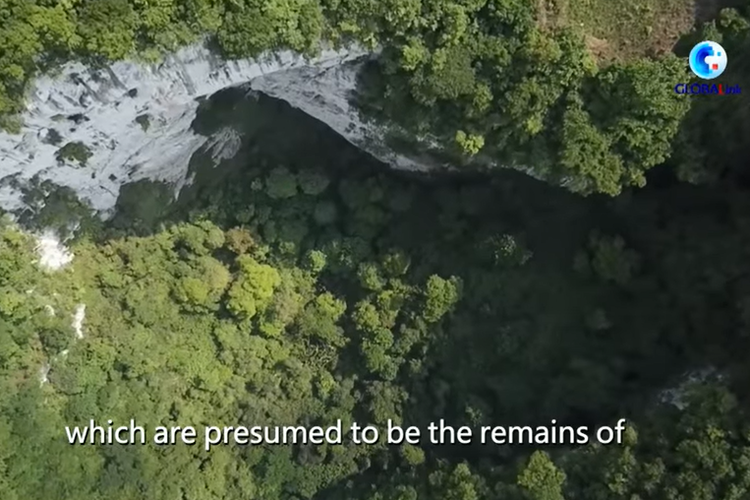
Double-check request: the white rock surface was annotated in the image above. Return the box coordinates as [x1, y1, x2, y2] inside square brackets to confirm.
[72, 304, 86, 339]
[39, 362, 50, 386]
[0, 43, 371, 217]
[35, 230, 74, 270]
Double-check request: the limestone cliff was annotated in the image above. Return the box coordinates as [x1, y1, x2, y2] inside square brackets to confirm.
[0, 43, 416, 217]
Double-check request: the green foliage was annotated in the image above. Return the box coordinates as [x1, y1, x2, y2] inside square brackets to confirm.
[558, 98, 625, 196]
[77, 0, 138, 60]
[482, 234, 532, 266]
[0, 0, 79, 117]
[225, 226, 256, 255]
[583, 56, 690, 191]
[580, 232, 641, 286]
[428, 462, 488, 500]
[400, 443, 425, 465]
[353, 2, 692, 194]
[423, 275, 461, 323]
[217, 0, 324, 58]
[303, 249, 327, 273]
[3, 4, 750, 500]
[357, 262, 386, 291]
[5, 96, 750, 499]
[226, 255, 281, 320]
[517, 451, 566, 500]
[266, 167, 299, 200]
[295, 291, 347, 346]
[381, 250, 410, 277]
[314, 200, 338, 225]
[298, 170, 330, 196]
[173, 256, 230, 311]
[562, 384, 750, 500]
[55, 142, 93, 167]
[135, 113, 151, 131]
[455, 130, 484, 156]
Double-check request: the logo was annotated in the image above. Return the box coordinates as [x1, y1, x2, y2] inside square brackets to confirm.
[689, 41, 727, 79]
[674, 83, 741, 95]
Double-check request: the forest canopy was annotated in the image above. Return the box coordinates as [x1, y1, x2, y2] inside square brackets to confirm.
[2, 1, 750, 500]
[3, 76, 750, 498]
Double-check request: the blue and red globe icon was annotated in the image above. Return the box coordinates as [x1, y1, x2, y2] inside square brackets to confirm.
[689, 41, 728, 80]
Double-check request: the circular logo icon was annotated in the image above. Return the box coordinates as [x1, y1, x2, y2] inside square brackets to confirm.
[689, 41, 727, 79]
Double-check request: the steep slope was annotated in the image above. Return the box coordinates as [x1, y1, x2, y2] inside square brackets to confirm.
[0, 44, 374, 216]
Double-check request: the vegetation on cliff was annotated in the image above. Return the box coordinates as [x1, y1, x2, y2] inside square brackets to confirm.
[2, 0, 742, 194]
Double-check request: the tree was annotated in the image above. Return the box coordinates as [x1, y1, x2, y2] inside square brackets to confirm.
[586, 56, 690, 190]
[303, 249, 327, 274]
[428, 463, 487, 500]
[226, 256, 281, 320]
[558, 98, 626, 195]
[265, 167, 299, 200]
[357, 262, 386, 291]
[422, 275, 461, 323]
[518, 451, 566, 500]
[295, 292, 347, 347]
[584, 232, 640, 286]
[314, 201, 338, 225]
[298, 170, 330, 196]
[76, 0, 138, 60]
[217, 0, 323, 58]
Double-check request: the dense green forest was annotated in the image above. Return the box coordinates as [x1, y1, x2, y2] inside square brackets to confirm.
[3, 0, 750, 499]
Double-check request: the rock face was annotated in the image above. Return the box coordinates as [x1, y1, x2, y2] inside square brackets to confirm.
[0, 43, 399, 217]
[248, 61, 431, 174]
